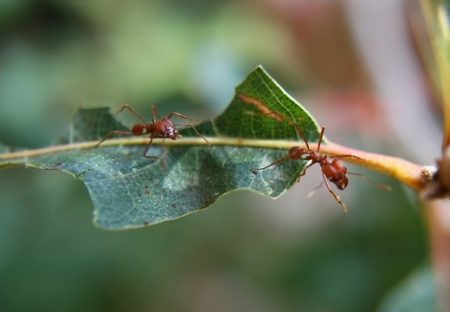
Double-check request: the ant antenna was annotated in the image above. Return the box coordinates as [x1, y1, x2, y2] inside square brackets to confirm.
[251, 155, 291, 174]
[317, 127, 325, 152]
[348, 172, 392, 192]
[290, 123, 311, 151]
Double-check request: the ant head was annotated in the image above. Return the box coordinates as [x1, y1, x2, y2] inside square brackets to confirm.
[288, 146, 308, 160]
[167, 125, 179, 140]
[332, 176, 348, 190]
[132, 123, 147, 135]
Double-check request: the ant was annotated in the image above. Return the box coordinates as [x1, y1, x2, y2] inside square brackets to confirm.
[238, 92, 390, 211]
[95, 104, 208, 158]
[252, 125, 361, 212]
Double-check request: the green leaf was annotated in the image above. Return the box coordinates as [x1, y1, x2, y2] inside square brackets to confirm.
[0, 66, 321, 229]
[58, 107, 129, 144]
[377, 264, 437, 312]
[0, 143, 10, 154]
[421, 0, 450, 146]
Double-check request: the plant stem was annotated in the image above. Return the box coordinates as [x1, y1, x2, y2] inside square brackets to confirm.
[0, 137, 425, 190]
[426, 199, 450, 312]
[421, 0, 450, 148]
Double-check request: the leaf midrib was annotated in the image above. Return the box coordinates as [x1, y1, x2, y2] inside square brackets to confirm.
[0, 137, 302, 161]
[0, 136, 424, 192]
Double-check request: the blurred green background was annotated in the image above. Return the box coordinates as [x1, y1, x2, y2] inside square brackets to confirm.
[0, 0, 437, 311]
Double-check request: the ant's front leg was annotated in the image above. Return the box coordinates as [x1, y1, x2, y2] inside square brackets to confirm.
[321, 172, 347, 212]
[168, 112, 209, 144]
[297, 161, 315, 182]
[95, 130, 135, 147]
[142, 137, 167, 161]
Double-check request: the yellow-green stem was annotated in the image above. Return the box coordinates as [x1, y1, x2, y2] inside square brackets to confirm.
[0, 136, 424, 190]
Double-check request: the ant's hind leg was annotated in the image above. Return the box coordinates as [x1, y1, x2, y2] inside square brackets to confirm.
[95, 130, 134, 147]
[322, 173, 348, 212]
[151, 105, 160, 124]
[117, 104, 147, 124]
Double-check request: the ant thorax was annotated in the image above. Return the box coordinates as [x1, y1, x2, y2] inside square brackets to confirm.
[150, 118, 179, 139]
[321, 159, 348, 190]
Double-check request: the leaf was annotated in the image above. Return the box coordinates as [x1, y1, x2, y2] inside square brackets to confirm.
[58, 107, 129, 144]
[0, 66, 321, 229]
[420, 0, 450, 147]
[377, 264, 437, 312]
[0, 143, 10, 154]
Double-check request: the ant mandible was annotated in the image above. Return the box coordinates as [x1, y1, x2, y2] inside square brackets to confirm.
[252, 125, 359, 212]
[95, 104, 209, 158]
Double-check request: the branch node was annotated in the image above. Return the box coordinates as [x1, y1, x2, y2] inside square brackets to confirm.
[421, 165, 438, 185]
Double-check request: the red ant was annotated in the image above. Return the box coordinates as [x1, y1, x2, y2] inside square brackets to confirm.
[252, 126, 361, 212]
[95, 104, 208, 158]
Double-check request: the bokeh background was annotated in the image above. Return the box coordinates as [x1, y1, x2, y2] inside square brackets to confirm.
[0, 0, 441, 311]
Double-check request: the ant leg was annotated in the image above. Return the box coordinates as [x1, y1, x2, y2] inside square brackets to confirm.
[297, 161, 315, 182]
[321, 172, 348, 212]
[143, 137, 158, 159]
[161, 139, 169, 169]
[348, 172, 392, 191]
[168, 112, 209, 144]
[151, 105, 160, 124]
[173, 123, 209, 145]
[95, 130, 134, 147]
[333, 154, 362, 160]
[189, 126, 209, 145]
[167, 112, 196, 121]
[117, 104, 147, 123]
[306, 181, 325, 198]
[251, 155, 290, 174]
